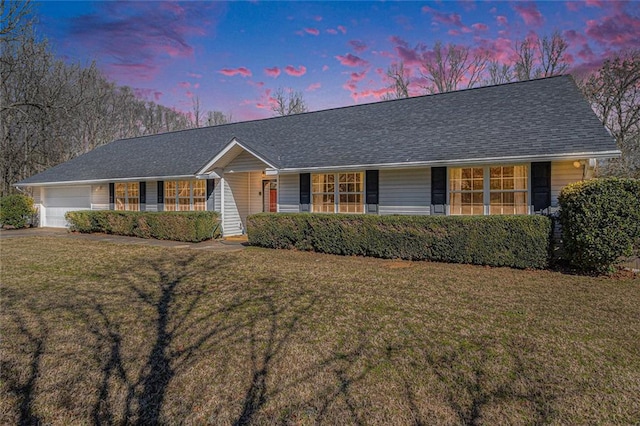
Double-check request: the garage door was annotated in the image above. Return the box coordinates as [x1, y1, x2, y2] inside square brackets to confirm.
[43, 186, 91, 227]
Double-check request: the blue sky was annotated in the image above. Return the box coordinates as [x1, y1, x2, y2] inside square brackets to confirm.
[34, 1, 640, 121]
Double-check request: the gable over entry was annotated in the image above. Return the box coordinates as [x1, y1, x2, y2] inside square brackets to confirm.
[199, 139, 278, 236]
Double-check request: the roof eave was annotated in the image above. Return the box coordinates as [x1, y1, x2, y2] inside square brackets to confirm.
[14, 174, 198, 188]
[277, 150, 622, 174]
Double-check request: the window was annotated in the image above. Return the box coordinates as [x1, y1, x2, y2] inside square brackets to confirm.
[312, 172, 364, 213]
[450, 167, 484, 215]
[449, 165, 529, 215]
[115, 182, 139, 211]
[164, 180, 207, 211]
[489, 166, 528, 215]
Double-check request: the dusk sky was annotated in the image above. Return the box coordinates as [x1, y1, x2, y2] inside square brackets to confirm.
[34, 1, 640, 122]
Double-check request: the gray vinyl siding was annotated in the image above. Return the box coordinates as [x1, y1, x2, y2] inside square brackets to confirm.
[225, 151, 268, 172]
[278, 173, 300, 213]
[551, 160, 583, 207]
[378, 168, 431, 215]
[248, 172, 263, 215]
[145, 180, 158, 212]
[91, 184, 109, 210]
[223, 173, 248, 236]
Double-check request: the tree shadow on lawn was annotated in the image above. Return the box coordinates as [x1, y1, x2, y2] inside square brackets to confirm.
[1, 250, 565, 424]
[0, 299, 46, 426]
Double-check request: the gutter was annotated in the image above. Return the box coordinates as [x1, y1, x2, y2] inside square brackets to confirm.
[276, 151, 622, 174]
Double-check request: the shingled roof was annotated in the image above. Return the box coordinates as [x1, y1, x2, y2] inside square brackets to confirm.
[17, 75, 618, 185]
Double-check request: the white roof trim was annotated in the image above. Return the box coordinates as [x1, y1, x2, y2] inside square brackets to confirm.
[277, 151, 622, 173]
[196, 138, 277, 175]
[14, 174, 196, 187]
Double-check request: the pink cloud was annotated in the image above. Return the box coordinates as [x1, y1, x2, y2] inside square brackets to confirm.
[264, 66, 281, 78]
[306, 82, 321, 92]
[349, 39, 368, 53]
[564, 29, 587, 45]
[496, 15, 508, 26]
[513, 2, 545, 27]
[476, 37, 514, 63]
[313, 15, 323, 22]
[335, 53, 369, 67]
[472, 23, 488, 31]
[337, 25, 347, 34]
[187, 72, 202, 78]
[389, 35, 409, 48]
[284, 65, 307, 77]
[421, 6, 464, 27]
[219, 67, 252, 77]
[395, 45, 424, 66]
[322, 65, 329, 71]
[350, 70, 367, 82]
[586, 12, 640, 48]
[326, 28, 338, 35]
[577, 43, 596, 62]
[67, 2, 218, 82]
[586, 0, 604, 7]
[565, 2, 581, 12]
[448, 29, 461, 36]
[178, 81, 191, 89]
[193, 83, 200, 89]
[351, 87, 394, 103]
[185, 90, 193, 99]
[304, 27, 320, 36]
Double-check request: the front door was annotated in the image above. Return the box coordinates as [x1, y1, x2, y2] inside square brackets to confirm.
[263, 180, 277, 212]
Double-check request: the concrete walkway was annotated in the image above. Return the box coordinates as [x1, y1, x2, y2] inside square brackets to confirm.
[0, 227, 248, 252]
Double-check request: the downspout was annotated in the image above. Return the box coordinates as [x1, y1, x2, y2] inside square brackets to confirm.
[220, 175, 225, 237]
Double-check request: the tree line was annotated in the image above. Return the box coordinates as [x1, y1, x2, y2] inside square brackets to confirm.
[0, 1, 233, 195]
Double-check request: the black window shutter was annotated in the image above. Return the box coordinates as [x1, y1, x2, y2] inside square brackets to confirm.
[300, 173, 311, 204]
[108, 183, 115, 204]
[139, 182, 146, 204]
[157, 181, 164, 204]
[365, 170, 379, 204]
[531, 162, 551, 211]
[207, 179, 215, 198]
[206, 179, 215, 211]
[431, 167, 447, 205]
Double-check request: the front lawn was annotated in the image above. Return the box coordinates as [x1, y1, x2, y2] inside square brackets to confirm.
[1, 237, 639, 424]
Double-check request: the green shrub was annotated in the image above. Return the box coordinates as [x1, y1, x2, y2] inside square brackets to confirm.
[247, 213, 551, 269]
[0, 194, 36, 229]
[558, 177, 640, 273]
[65, 210, 221, 242]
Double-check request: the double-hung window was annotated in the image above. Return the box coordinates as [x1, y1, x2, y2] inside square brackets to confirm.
[164, 180, 206, 211]
[311, 172, 364, 213]
[115, 182, 139, 211]
[449, 165, 528, 215]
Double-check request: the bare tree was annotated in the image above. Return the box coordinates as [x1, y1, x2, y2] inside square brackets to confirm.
[271, 88, 307, 116]
[206, 110, 232, 126]
[384, 61, 410, 99]
[485, 60, 513, 86]
[514, 39, 538, 81]
[191, 96, 202, 128]
[514, 31, 570, 81]
[581, 50, 640, 177]
[0, 7, 194, 195]
[420, 41, 489, 94]
[0, 0, 32, 41]
[539, 31, 569, 77]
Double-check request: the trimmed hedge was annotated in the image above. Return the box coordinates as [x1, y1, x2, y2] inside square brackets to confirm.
[247, 213, 551, 269]
[559, 177, 640, 273]
[65, 210, 221, 242]
[0, 194, 36, 229]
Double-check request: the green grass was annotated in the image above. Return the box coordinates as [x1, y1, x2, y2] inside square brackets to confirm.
[1, 237, 639, 424]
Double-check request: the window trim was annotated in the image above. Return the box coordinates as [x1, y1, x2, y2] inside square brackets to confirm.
[447, 164, 531, 215]
[114, 182, 140, 211]
[164, 180, 207, 211]
[311, 172, 365, 214]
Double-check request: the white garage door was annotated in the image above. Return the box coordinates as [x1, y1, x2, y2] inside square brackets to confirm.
[43, 186, 91, 227]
